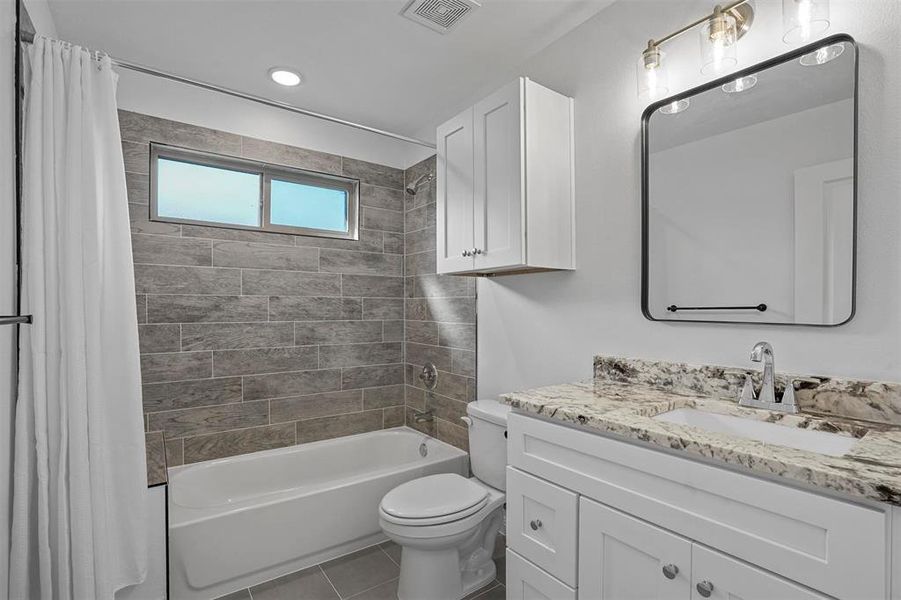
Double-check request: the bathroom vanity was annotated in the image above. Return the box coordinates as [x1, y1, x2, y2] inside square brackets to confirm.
[500, 358, 901, 600]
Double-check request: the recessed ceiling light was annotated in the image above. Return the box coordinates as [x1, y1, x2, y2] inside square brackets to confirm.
[269, 68, 302, 87]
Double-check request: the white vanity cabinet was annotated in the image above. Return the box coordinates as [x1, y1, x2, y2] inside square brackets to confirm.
[436, 77, 575, 276]
[505, 412, 897, 600]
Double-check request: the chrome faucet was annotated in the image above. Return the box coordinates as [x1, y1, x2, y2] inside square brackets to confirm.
[750, 342, 777, 404]
[739, 342, 798, 413]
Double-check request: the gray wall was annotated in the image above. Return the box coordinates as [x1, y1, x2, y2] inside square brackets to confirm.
[124, 110, 410, 465]
[403, 156, 477, 451]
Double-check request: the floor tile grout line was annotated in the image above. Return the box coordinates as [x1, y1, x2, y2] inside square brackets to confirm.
[318, 564, 343, 600]
[378, 543, 400, 567]
[344, 576, 400, 600]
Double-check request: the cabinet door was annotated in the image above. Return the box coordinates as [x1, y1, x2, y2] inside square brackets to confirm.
[690, 546, 830, 600]
[436, 107, 475, 274]
[580, 497, 692, 600]
[473, 78, 523, 271]
[506, 549, 576, 600]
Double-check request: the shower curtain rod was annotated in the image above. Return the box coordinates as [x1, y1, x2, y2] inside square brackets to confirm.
[20, 30, 437, 150]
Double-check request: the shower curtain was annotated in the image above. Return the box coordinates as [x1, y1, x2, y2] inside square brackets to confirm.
[9, 37, 148, 599]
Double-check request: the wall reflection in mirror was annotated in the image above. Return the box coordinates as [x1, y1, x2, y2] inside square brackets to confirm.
[642, 36, 857, 326]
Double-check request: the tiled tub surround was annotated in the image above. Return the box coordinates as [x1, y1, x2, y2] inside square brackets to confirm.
[501, 357, 901, 505]
[123, 110, 410, 479]
[402, 156, 477, 451]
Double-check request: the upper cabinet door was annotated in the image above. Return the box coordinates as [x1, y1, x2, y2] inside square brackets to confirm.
[579, 497, 692, 600]
[436, 107, 475, 274]
[473, 78, 524, 271]
[690, 546, 830, 600]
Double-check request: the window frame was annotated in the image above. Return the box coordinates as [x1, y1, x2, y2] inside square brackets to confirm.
[149, 143, 360, 241]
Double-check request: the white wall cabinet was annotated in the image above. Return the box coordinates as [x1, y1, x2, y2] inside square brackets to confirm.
[506, 412, 897, 600]
[436, 77, 574, 276]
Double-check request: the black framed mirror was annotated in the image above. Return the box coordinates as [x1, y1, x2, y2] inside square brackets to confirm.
[641, 34, 858, 326]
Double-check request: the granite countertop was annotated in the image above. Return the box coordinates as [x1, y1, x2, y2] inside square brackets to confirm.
[501, 379, 901, 506]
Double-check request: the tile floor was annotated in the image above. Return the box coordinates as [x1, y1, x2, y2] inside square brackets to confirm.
[216, 536, 506, 600]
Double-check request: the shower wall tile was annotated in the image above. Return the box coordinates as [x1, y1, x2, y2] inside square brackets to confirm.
[241, 270, 340, 296]
[123, 111, 413, 474]
[134, 264, 241, 295]
[212, 241, 320, 271]
[147, 295, 269, 324]
[240, 136, 342, 175]
[341, 275, 404, 298]
[294, 321, 383, 345]
[270, 390, 363, 423]
[402, 156, 477, 452]
[138, 324, 181, 354]
[182, 423, 297, 464]
[361, 184, 405, 212]
[295, 410, 383, 444]
[145, 432, 167, 487]
[342, 157, 405, 189]
[212, 346, 319, 377]
[181, 322, 294, 351]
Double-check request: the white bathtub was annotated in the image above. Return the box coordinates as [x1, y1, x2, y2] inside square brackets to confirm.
[168, 427, 469, 600]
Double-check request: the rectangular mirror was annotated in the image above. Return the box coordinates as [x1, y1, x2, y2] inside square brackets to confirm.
[642, 34, 857, 326]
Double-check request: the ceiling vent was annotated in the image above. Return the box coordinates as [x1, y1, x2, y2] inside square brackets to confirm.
[402, 0, 481, 34]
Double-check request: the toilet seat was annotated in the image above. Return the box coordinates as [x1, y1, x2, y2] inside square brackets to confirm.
[380, 474, 489, 526]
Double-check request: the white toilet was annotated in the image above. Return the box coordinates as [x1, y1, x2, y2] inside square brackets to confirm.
[379, 399, 511, 600]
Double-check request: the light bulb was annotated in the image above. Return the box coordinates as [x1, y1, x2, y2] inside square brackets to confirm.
[799, 43, 845, 66]
[722, 74, 758, 93]
[700, 10, 738, 76]
[783, 0, 830, 44]
[659, 99, 690, 115]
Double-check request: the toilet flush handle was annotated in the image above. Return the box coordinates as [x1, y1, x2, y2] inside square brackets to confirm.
[460, 416, 473, 427]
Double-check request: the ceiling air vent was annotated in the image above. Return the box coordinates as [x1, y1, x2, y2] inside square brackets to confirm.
[402, 0, 481, 34]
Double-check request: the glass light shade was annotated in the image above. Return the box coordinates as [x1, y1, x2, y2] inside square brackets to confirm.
[700, 12, 738, 76]
[659, 98, 690, 115]
[637, 47, 669, 102]
[722, 74, 758, 93]
[783, 0, 830, 44]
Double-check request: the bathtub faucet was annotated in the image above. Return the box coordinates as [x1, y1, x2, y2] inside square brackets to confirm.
[413, 409, 434, 424]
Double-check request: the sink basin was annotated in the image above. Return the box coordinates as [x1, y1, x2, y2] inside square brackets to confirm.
[653, 408, 858, 457]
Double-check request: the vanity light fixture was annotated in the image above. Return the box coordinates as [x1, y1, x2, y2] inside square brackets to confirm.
[783, 0, 830, 45]
[799, 42, 844, 66]
[722, 74, 758, 93]
[659, 98, 690, 114]
[268, 67, 302, 87]
[636, 1, 754, 102]
[700, 5, 739, 75]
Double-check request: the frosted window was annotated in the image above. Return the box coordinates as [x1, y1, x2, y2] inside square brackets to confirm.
[155, 158, 261, 227]
[270, 179, 348, 233]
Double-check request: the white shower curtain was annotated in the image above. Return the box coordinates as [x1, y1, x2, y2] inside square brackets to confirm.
[9, 37, 148, 600]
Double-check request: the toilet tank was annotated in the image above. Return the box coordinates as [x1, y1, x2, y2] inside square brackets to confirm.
[465, 400, 512, 491]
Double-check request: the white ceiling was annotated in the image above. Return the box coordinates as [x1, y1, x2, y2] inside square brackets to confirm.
[47, 0, 612, 142]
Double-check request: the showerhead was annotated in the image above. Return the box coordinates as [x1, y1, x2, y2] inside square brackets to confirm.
[405, 173, 433, 196]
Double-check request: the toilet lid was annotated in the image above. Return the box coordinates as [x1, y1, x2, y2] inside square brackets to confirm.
[380, 474, 489, 521]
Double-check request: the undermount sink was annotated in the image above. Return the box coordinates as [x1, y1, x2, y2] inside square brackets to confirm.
[653, 408, 859, 457]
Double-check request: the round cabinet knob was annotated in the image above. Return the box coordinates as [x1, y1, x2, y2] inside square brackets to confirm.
[661, 564, 679, 580]
[472, 248, 482, 255]
[462, 250, 471, 257]
[696, 581, 714, 598]
[529, 519, 542, 531]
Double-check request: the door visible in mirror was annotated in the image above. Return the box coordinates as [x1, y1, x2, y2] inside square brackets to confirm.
[642, 35, 857, 326]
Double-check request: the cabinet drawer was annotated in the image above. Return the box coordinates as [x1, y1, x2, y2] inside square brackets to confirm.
[506, 549, 576, 600]
[506, 467, 578, 586]
[508, 412, 887, 600]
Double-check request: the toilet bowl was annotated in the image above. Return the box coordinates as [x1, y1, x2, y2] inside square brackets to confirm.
[378, 400, 511, 600]
[379, 473, 505, 600]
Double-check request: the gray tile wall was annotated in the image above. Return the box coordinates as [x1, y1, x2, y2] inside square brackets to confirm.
[123, 110, 409, 466]
[403, 156, 477, 451]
